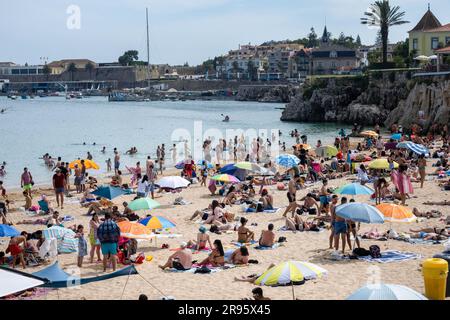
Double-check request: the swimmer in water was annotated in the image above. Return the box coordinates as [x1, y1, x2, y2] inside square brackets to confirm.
[101, 146, 106, 153]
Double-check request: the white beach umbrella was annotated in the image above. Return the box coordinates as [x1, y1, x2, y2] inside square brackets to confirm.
[155, 176, 190, 190]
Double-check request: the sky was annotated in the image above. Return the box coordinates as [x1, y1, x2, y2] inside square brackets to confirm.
[0, 0, 449, 66]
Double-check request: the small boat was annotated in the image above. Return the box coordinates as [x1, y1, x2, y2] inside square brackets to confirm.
[10, 95, 17, 100]
[21, 95, 28, 99]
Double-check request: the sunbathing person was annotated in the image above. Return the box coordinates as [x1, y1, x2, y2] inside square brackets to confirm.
[408, 231, 448, 241]
[223, 185, 238, 206]
[285, 215, 305, 232]
[237, 217, 255, 243]
[229, 247, 250, 265]
[423, 200, 450, 206]
[159, 242, 193, 271]
[298, 193, 319, 215]
[410, 227, 449, 236]
[198, 239, 225, 267]
[234, 263, 276, 283]
[187, 226, 212, 251]
[259, 224, 276, 247]
[259, 189, 274, 210]
[412, 208, 442, 218]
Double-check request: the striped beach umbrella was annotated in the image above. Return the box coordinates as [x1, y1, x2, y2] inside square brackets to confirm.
[128, 197, 161, 211]
[397, 141, 429, 156]
[334, 183, 374, 196]
[211, 174, 240, 184]
[276, 154, 300, 168]
[347, 284, 427, 300]
[255, 261, 327, 286]
[43, 226, 75, 240]
[376, 203, 417, 222]
[336, 203, 385, 224]
[140, 216, 176, 230]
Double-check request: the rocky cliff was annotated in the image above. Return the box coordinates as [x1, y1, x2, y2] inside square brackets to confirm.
[236, 85, 294, 103]
[281, 72, 450, 129]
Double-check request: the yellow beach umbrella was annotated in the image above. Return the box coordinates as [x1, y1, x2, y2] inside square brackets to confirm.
[69, 159, 100, 170]
[255, 261, 327, 286]
[368, 159, 398, 170]
[376, 203, 417, 222]
[360, 130, 379, 137]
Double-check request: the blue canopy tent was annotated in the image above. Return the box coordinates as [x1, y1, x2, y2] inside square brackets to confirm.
[219, 164, 247, 181]
[91, 185, 127, 200]
[32, 262, 138, 288]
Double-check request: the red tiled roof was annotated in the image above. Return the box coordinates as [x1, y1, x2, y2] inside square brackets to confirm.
[425, 23, 450, 32]
[435, 46, 450, 54]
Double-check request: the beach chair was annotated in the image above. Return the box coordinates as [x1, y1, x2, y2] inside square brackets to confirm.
[24, 248, 42, 267]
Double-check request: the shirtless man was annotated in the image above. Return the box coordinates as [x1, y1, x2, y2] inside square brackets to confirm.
[282, 175, 300, 218]
[259, 224, 276, 247]
[7, 232, 28, 269]
[159, 242, 193, 270]
[299, 193, 320, 216]
[329, 195, 339, 249]
[319, 179, 330, 215]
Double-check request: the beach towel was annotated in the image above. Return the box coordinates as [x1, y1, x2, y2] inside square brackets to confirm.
[394, 237, 443, 245]
[278, 226, 325, 233]
[244, 207, 280, 214]
[231, 240, 258, 247]
[357, 250, 421, 263]
[254, 243, 281, 250]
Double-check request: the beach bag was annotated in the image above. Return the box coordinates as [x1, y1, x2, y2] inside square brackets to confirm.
[278, 237, 287, 243]
[369, 245, 381, 258]
[194, 266, 211, 274]
[353, 247, 370, 257]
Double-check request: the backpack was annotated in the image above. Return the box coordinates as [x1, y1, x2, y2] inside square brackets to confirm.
[369, 245, 381, 258]
[194, 266, 211, 274]
[97, 220, 120, 243]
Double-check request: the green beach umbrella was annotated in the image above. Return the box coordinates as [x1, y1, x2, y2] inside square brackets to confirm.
[128, 197, 161, 211]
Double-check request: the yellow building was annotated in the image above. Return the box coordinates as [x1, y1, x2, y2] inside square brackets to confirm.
[47, 59, 97, 75]
[408, 7, 450, 57]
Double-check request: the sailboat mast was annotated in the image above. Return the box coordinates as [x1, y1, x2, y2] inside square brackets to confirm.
[146, 7, 151, 91]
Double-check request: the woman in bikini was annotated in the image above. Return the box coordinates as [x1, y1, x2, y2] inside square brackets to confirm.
[418, 154, 427, 188]
[199, 239, 225, 267]
[237, 217, 255, 243]
[187, 226, 212, 251]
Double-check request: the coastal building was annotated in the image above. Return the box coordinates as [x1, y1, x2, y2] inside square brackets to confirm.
[408, 6, 450, 57]
[47, 59, 97, 74]
[289, 48, 313, 79]
[309, 26, 359, 75]
[0, 63, 44, 76]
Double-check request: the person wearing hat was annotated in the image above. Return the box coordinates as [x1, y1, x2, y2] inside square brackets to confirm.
[158, 241, 193, 271]
[52, 168, 66, 209]
[187, 226, 212, 251]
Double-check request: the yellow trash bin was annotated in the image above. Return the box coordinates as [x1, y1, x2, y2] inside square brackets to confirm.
[422, 258, 448, 300]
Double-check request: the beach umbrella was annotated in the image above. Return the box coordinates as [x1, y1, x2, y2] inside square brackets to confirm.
[335, 202, 385, 224]
[174, 161, 184, 169]
[315, 145, 338, 158]
[334, 183, 374, 196]
[376, 203, 417, 222]
[128, 197, 161, 211]
[397, 142, 429, 156]
[155, 176, 190, 190]
[91, 185, 127, 200]
[117, 221, 153, 239]
[296, 144, 312, 150]
[219, 164, 247, 181]
[347, 284, 427, 300]
[69, 159, 99, 170]
[391, 133, 402, 140]
[276, 154, 300, 168]
[255, 261, 327, 286]
[360, 130, 378, 137]
[369, 159, 399, 170]
[139, 216, 176, 230]
[211, 174, 240, 184]
[414, 55, 430, 61]
[234, 161, 260, 171]
[0, 224, 20, 237]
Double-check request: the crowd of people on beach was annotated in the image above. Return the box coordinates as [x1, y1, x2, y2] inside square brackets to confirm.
[1, 120, 449, 300]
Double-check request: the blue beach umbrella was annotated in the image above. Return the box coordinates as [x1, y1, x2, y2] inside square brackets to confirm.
[347, 284, 427, 300]
[391, 133, 402, 141]
[334, 183, 374, 196]
[175, 161, 184, 169]
[335, 202, 385, 224]
[276, 154, 300, 168]
[219, 164, 247, 181]
[0, 224, 20, 237]
[91, 185, 127, 200]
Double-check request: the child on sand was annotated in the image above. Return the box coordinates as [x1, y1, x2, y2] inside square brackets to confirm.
[75, 225, 88, 267]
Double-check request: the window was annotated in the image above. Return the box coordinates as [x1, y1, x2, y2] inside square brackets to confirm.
[446, 37, 450, 46]
[412, 38, 418, 50]
[431, 37, 439, 50]
[330, 51, 338, 58]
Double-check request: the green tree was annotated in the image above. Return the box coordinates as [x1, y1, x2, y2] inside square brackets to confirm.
[67, 63, 77, 81]
[118, 50, 139, 66]
[356, 34, 362, 46]
[85, 62, 95, 79]
[43, 64, 51, 80]
[338, 32, 346, 45]
[307, 27, 318, 48]
[361, 0, 409, 65]
[247, 60, 258, 81]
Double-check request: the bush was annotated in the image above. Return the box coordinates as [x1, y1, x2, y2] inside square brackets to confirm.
[372, 71, 383, 80]
[388, 71, 396, 83]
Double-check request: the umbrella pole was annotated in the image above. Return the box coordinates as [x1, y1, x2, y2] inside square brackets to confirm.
[291, 281, 296, 300]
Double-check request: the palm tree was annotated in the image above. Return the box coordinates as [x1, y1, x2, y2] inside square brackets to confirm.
[85, 62, 95, 80]
[361, 0, 409, 65]
[67, 63, 77, 81]
[42, 64, 51, 81]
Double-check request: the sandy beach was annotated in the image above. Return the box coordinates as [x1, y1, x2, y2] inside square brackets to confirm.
[1, 145, 449, 301]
